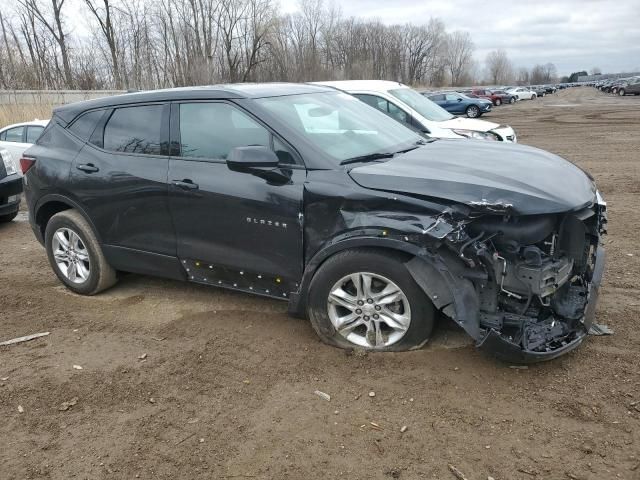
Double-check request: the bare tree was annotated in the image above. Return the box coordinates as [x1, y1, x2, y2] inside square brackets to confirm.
[485, 49, 513, 85]
[17, 0, 74, 88]
[443, 30, 473, 86]
[83, 0, 123, 88]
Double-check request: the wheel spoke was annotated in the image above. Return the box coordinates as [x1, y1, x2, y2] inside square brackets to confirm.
[380, 308, 410, 330]
[67, 262, 77, 282]
[76, 261, 90, 281]
[350, 273, 363, 299]
[329, 287, 357, 311]
[371, 283, 401, 304]
[366, 320, 385, 347]
[55, 230, 70, 250]
[361, 273, 373, 299]
[335, 313, 364, 335]
[75, 250, 90, 262]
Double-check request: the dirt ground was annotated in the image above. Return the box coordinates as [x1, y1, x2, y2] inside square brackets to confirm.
[1, 87, 639, 480]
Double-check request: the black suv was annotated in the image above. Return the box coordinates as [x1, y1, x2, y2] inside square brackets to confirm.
[23, 83, 607, 362]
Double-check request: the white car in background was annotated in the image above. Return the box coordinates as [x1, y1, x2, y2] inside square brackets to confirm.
[315, 80, 517, 142]
[0, 119, 49, 174]
[506, 87, 537, 101]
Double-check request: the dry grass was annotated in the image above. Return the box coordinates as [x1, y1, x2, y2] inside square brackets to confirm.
[0, 103, 54, 127]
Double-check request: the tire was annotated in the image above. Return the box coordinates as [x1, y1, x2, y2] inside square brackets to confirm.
[618, 88, 625, 96]
[307, 249, 435, 352]
[45, 209, 117, 295]
[531, 94, 536, 100]
[466, 105, 480, 118]
[494, 98, 502, 106]
[0, 211, 18, 223]
[509, 97, 516, 104]
[611, 88, 617, 94]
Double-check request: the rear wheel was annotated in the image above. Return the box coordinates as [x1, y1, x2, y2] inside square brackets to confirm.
[509, 97, 516, 104]
[531, 94, 536, 100]
[618, 88, 625, 96]
[466, 105, 480, 118]
[494, 98, 502, 106]
[45, 210, 117, 295]
[307, 249, 435, 351]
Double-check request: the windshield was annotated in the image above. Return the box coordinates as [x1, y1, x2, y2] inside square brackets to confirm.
[388, 88, 454, 122]
[256, 92, 421, 164]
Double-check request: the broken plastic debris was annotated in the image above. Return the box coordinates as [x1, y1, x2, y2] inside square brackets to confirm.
[59, 397, 79, 411]
[72, 365, 83, 370]
[589, 324, 614, 336]
[368, 391, 376, 397]
[18, 405, 24, 413]
[400, 425, 408, 433]
[314, 390, 331, 401]
[0, 332, 50, 346]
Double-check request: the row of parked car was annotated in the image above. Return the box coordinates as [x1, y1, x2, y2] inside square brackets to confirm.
[595, 77, 640, 96]
[422, 84, 563, 118]
[9, 79, 605, 363]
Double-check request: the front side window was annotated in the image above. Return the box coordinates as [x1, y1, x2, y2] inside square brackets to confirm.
[178, 103, 270, 160]
[256, 92, 420, 164]
[445, 93, 459, 101]
[26, 126, 45, 144]
[354, 94, 409, 125]
[2, 126, 24, 143]
[103, 105, 163, 155]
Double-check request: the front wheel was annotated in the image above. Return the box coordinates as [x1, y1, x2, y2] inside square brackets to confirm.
[45, 209, 117, 295]
[531, 94, 536, 100]
[307, 249, 435, 351]
[618, 88, 625, 96]
[466, 105, 480, 118]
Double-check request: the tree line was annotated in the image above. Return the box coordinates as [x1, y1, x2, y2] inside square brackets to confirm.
[0, 0, 556, 91]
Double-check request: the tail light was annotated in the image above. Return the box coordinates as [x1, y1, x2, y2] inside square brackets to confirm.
[20, 156, 36, 174]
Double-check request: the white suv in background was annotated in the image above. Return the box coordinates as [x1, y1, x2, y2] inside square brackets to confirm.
[0, 119, 50, 173]
[314, 80, 517, 142]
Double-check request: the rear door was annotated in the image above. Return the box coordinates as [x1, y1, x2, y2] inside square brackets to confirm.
[69, 103, 176, 256]
[167, 101, 305, 295]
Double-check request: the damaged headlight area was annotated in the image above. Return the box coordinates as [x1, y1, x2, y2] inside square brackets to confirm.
[435, 201, 607, 362]
[452, 129, 500, 141]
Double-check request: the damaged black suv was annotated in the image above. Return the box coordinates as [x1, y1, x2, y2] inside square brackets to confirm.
[22, 83, 606, 362]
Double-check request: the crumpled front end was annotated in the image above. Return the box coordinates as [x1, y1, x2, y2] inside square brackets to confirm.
[408, 193, 607, 363]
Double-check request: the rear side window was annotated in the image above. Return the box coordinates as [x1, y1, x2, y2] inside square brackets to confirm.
[68, 110, 104, 141]
[429, 94, 445, 101]
[103, 105, 163, 155]
[178, 103, 269, 160]
[2, 126, 24, 142]
[26, 125, 45, 143]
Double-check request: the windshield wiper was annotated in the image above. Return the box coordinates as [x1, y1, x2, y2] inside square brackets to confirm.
[339, 152, 396, 166]
[340, 140, 429, 166]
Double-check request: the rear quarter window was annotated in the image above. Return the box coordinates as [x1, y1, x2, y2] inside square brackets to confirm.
[68, 110, 105, 141]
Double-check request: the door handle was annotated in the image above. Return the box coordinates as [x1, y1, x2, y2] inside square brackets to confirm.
[172, 179, 199, 190]
[76, 163, 99, 173]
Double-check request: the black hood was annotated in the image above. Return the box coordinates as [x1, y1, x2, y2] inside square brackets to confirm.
[349, 140, 597, 215]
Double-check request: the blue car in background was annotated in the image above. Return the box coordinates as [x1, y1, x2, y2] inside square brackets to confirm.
[425, 91, 493, 118]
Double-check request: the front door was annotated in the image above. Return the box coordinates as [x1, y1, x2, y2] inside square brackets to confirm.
[168, 101, 305, 297]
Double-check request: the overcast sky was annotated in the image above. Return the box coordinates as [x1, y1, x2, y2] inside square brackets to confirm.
[280, 0, 640, 76]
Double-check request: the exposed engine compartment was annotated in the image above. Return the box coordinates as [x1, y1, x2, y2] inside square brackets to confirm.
[441, 202, 607, 359]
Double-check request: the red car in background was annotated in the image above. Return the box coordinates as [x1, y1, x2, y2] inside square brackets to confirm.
[470, 88, 517, 106]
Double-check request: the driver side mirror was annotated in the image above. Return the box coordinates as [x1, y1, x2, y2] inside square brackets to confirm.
[227, 146, 279, 170]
